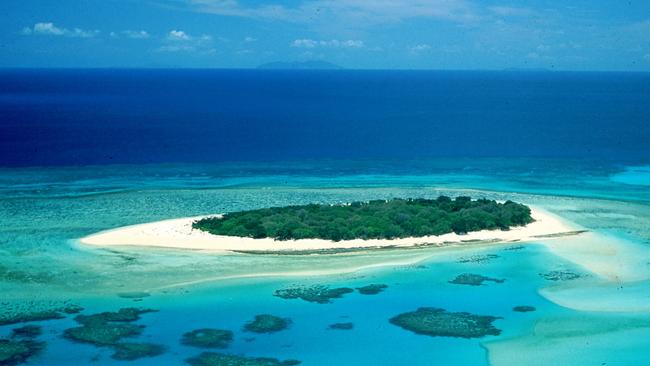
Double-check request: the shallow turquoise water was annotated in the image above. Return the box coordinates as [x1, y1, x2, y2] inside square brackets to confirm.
[1, 159, 650, 365]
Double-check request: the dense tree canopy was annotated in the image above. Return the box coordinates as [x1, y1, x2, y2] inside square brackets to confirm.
[192, 197, 534, 242]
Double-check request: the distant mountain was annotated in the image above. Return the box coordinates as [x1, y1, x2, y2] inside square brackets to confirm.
[257, 61, 343, 70]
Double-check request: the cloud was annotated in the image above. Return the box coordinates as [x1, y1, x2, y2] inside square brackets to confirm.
[488, 6, 533, 17]
[168, 30, 191, 41]
[22, 22, 98, 38]
[110, 30, 150, 39]
[159, 29, 215, 53]
[244, 36, 257, 42]
[291, 39, 364, 48]
[409, 44, 431, 53]
[182, 0, 479, 27]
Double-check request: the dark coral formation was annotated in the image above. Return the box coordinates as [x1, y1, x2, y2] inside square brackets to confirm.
[274, 285, 353, 304]
[186, 352, 301, 366]
[0, 302, 83, 326]
[356, 284, 388, 295]
[448, 274, 505, 286]
[117, 292, 151, 300]
[540, 270, 583, 281]
[244, 315, 291, 334]
[10, 325, 42, 339]
[0, 339, 45, 366]
[457, 254, 500, 264]
[512, 306, 536, 313]
[111, 342, 165, 361]
[63, 307, 163, 361]
[1, 321, 45, 365]
[328, 322, 353, 330]
[503, 245, 525, 251]
[181, 329, 233, 349]
[389, 307, 502, 339]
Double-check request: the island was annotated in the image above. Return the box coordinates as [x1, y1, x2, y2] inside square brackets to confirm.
[79, 196, 581, 253]
[193, 197, 533, 241]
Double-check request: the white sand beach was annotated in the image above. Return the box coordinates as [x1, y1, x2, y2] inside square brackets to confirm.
[79, 206, 579, 253]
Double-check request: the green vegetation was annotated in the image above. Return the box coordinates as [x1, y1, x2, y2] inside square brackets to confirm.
[186, 352, 301, 366]
[274, 285, 354, 304]
[243, 315, 291, 334]
[181, 329, 233, 349]
[389, 307, 502, 339]
[193, 197, 534, 241]
[448, 274, 505, 286]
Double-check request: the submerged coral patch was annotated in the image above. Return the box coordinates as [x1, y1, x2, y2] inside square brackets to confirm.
[111, 342, 165, 361]
[10, 325, 42, 339]
[243, 315, 291, 333]
[186, 352, 301, 366]
[448, 274, 505, 286]
[63, 307, 163, 361]
[0, 339, 45, 366]
[181, 329, 233, 349]
[0, 301, 84, 327]
[389, 307, 502, 339]
[540, 270, 583, 281]
[356, 284, 388, 295]
[457, 254, 500, 264]
[274, 285, 353, 304]
[512, 306, 536, 312]
[328, 322, 353, 330]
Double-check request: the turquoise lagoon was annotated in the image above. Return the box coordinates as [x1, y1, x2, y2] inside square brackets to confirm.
[1, 159, 650, 365]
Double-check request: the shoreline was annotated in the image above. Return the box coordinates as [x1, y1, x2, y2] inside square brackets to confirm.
[78, 206, 580, 253]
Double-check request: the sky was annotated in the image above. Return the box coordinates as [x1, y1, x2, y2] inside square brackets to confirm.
[1, 0, 650, 70]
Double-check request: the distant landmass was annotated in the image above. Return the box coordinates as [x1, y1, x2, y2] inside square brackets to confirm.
[257, 61, 343, 70]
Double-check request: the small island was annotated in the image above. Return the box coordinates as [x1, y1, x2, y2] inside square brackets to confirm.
[193, 197, 533, 241]
[79, 196, 578, 253]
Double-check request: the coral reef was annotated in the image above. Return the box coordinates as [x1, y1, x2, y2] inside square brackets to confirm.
[448, 274, 505, 286]
[389, 307, 502, 338]
[186, 352, 301, 366]
[111, 342, 165, 361]
[512, 306, 536, 312]
[457, 254, 500, 264]
[243, 315, 291, 333]
[356, 284, 388, 295]
[540, 270, 583, 281]
[274, 285, 353, 304]
[0, 339, 45, 366]
[328, 323, 353, 330]
[181, 329, 233, 349]
[10, 325, 42, 339]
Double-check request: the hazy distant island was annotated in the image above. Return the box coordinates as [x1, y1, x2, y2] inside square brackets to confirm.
[193, 197, 534, 241]
[257, 61, 343, 70]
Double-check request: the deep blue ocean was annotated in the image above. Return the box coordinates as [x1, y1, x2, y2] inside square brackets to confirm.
[1, 69, 650, 166]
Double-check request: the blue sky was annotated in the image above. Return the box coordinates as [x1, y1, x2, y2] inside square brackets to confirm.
[1, 0, 650, 70]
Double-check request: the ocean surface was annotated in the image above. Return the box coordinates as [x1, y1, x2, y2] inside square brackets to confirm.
[1, 70, 650, 365]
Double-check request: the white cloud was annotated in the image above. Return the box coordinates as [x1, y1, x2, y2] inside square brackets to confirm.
[123, 30, 150, 39]
[184, 0, 478, 26]
[110, 30, 150, 39]
[168, 30, 191, 41]
[291, 39, 364, 48]
[159, 30, 215, 53]
[244, 36, 257, 42]
[488, 6, 533, 17]
[409, 44, 431, 53]
[22, 22, 98, 38]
